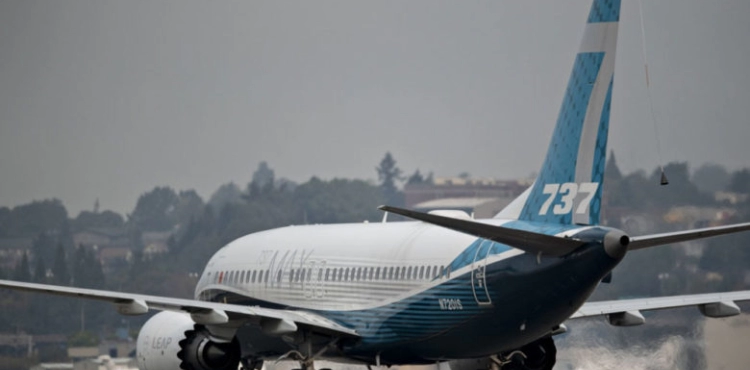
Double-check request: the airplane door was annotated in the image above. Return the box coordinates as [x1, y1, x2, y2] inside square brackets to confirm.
[304, 260, 326, 299]
[471, 240, 492, 306]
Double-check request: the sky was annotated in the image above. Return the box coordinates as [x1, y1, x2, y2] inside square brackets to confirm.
[0, 0, 748, 216]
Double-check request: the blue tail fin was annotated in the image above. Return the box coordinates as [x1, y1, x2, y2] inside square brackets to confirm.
[505, 0, 620, 225]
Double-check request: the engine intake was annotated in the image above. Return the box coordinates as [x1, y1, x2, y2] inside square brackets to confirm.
[136, 311, 240, 370]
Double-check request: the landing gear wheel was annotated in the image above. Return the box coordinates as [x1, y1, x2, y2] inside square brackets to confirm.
[502, 337, 556, 370]
[241, 358, 263, 370]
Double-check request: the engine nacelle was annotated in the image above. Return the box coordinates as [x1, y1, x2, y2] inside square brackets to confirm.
[137, 311, 240, 370]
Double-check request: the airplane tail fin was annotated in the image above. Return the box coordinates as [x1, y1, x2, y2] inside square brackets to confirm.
[498, 0, 621, 225]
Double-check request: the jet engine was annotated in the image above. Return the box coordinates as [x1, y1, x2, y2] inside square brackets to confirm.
[137, 311, 240, 370]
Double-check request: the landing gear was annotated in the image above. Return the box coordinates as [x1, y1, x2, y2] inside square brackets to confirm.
[240, 357, 263, 370]
[277, 337, 340, 370]
[498, 337, 556, 370]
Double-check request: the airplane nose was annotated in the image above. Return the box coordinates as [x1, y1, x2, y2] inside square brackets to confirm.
[603, 230, 630, 260]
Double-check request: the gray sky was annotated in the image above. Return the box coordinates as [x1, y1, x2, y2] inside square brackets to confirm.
[1, 0, 749, 216]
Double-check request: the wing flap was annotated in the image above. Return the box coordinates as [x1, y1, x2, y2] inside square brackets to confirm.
[379, 205, 585, 256]
[0, 279, 358, 338]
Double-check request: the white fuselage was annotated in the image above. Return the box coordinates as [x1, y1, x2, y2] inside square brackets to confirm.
[194, 219, 528, 311]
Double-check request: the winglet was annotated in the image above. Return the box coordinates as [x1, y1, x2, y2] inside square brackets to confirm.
[378, 206, 585, 256]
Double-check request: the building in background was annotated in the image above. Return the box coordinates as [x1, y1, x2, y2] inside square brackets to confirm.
[404, 177, 528, 219]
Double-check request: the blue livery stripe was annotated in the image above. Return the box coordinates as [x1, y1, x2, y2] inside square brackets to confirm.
[587, 0, 621, 23]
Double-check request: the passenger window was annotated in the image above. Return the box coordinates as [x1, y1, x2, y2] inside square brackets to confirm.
[356, 268, 362, 281]
[290, 269, 295, 282]
[277, 270, 282, 283]
[407, 267, 413, 280]
[369, 267, 374, 280]
[394, 267, 400, 280]
[375, 267, 381, 280]
[241, 271, 246, 283]
[446, 266, 451, 278]
[325, 268, 330, 281]
[344, 268, 350, 281]
[264, 270, 269, 283]
[389, 267, 395, 280]
[419, 266, 425, 279]
[317, 269, 323, 281]
[252, 270, 257, 283]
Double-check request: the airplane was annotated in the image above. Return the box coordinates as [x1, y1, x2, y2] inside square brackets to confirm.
[2, 0, 750, 369]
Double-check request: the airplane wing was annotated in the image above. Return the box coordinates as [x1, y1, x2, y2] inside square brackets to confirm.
[569, 290, 750, 325]
[0, 279, 358, 338]
[628, 222, 750, 250]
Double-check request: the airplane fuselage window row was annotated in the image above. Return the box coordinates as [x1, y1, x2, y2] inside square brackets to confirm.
[211, 265, 451, 286]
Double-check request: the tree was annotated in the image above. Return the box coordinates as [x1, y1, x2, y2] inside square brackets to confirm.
[647, 162, 712, 207]
[376, 152, 404, 205]
[32, 232, 56, 268]
[407, 170, 425, 185]
[171, 190, 205, 229]
[33, 255, 47, 283]
[728, 169, 750, 194]
[71, 246, 105, 290]
[129, 187, 180, 231]
[692, 163, 729, 194]
[0, 206, 10, 236]
[52, 243, 70, 285]
[208, 182, 243, 211]
[13, 252, 31, 282]
[2, 199, 68, 237]
[72, 210, 124, 231]
[294, 177, 384, 224]
[604, 151, 623, 182]
[252, 161, 275, 190]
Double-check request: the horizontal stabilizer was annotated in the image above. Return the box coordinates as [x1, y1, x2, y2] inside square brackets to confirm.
[629, 222, 750, 250]
[379, 206, 585, 256]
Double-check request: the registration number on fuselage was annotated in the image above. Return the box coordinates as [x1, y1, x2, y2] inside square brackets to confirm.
[438, 298, 463, 311]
